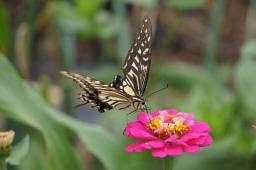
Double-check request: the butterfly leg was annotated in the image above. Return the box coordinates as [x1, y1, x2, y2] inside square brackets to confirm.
[144, 105, 152, 122]
[128, 109, 137, 115]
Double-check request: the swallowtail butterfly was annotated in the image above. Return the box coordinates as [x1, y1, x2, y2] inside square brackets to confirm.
[60, 16, 152, 113]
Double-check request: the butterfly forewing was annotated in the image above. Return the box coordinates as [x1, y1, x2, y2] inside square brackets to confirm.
[122, 16, 152, 96]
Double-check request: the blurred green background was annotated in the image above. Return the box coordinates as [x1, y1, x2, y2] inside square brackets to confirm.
[0, 0, 256, 169]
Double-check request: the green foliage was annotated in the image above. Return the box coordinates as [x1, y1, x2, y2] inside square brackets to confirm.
[0, 55, 119, 170]
[203, 0, 226, 71]
[154, 62, 203, 90]
[48, 1, 118, 39]
[47, 2, 87, 33]
[123, 0, 157, 7]
[235, 40, 256, 118]
[19, 136, 48, 170]
[175, 138, 251, 170]
[165, 0, 206, 11]
[76, 0, 106, 18]
[6, 136, 30, 166]
[0, 1, 10, 55]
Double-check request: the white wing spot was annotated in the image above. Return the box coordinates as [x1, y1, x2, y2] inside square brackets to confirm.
[143, 48, 149, 55]
[145, 29, 148, 33]
[148, 36, 151, 42]
[132, 62, 139, 70]
[141, 43, 144, 47]
[138, 48, 142, 54]
[124, 85, 135, 96]
[143, 57, 149, 61]
[123, 62, 127, 68]
[135, 56, 139, 63]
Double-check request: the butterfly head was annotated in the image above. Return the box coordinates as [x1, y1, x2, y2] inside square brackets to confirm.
[133, 96, 148, 111]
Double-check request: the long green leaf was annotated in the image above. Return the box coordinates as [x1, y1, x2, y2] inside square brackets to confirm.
[6, 136, 30, 166]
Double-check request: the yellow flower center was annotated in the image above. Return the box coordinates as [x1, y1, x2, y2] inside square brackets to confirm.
[147, 115, 191, 139]
[147, 117, 161, 131]
[168, 123, 191, 136]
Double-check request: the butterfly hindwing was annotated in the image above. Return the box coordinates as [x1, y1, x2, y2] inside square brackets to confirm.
[60, 71, 132, 112]
[122, 16, 152, 97]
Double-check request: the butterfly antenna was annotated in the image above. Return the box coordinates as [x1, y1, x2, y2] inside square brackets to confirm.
[146, 84, 169, 100]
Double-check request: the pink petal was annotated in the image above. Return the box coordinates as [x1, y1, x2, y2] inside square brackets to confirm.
[165, 135, 177, 143]
[152, 148, 167, 158]
[151, 110, 161, 117]
[165, 145, 183, 156]
[137, 112, 150, 124]
[126, 121, 146, 130]
[184, 146, 200, 153]
[187, 135, 213, 147]
[191, 122, 211, 133]
[167, 109, 177, 115]
[125, 127, 156, 140]
[172, 140, 188, 146]
[159, 110, 169, 117]
[125, 141, 147, 152]
[204, 136, 213, 145]
[145, 140, 165, 148]
[177, 112, 194, 118]
[196, 136, 213, 146]
[179, 133, 199, 142]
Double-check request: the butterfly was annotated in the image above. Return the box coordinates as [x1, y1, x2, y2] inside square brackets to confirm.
[60, 16, 152, 113]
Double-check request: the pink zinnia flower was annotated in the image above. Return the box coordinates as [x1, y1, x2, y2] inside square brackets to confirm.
[124, 110, 212, 158]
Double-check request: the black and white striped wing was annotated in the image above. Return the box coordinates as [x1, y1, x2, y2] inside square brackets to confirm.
[122, 16, 152, 97]
[60, 71, 133, 112]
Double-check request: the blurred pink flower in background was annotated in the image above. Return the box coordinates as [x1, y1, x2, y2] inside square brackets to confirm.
[125, 110, 212, 158]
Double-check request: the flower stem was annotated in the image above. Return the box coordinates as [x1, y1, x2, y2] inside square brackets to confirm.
[0, 157, 7, 170]
[163, 156, 173, 170]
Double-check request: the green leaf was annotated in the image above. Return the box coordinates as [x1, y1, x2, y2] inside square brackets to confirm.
[6, 136, 30, 166]
[123, 0, 157, 7]
[47, 2, 87, 33]
[175, 137, 251, 170]
[0, 1, 10, 54]
[76, 0, 106, 18]
[0, 55, 118, 170]
[165, 0, 205, 11]
[18, 135, 48, 170]
[153, 62, 203, 90]
[235, 41, 256, 117]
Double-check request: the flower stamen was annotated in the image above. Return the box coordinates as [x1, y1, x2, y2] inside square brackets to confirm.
[147, 114, 192, 139]
[147, 117, 161, 131]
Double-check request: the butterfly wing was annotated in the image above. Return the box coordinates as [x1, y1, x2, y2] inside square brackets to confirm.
[121, 16, 152, 97]
[60, 71, 133, 112]
[60, 16, 152, 112]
